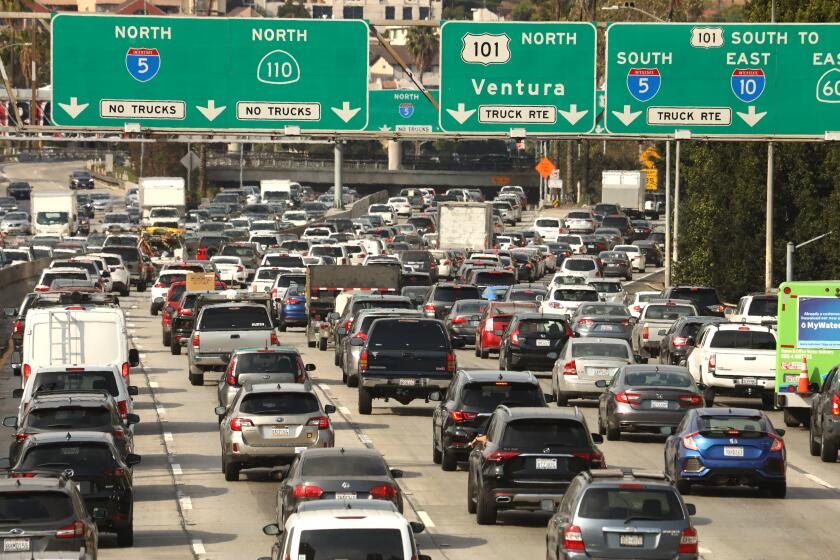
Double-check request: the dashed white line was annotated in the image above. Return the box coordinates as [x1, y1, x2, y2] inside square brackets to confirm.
[149, 381, 159, 388]
[130, 305, 138, 310]
[179, 496, 193, 510]
[339, 406, 351, 415]
[139, 353, 147, 359]
[127, 323, 136, 328]
[358, 434, 372, 445]
[191, 539, 205, 555]
[416, 510, 435, 528]
[171, 463, 182, 476]
[156, 406, 166, 416]
[163, 432, 174, 442]
[321, 384, 332, 393]
[699, 547, 713, 555]
[805, 473, 833, 489]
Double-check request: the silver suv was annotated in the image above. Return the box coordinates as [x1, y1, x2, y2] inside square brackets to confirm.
[546, 469, 698, 560]
[216, 383, 336, 481]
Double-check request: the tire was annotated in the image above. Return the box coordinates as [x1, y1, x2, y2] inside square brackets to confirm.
[137, 281, 146, 293]
[334, 349, 341, 367]
[318, 336, 328, 351]
[150, 307, 158, 317]
[223, 461, 240, 481]
[162, 330, 171, 347]
[820, 431, 838, 463]
[307, 339, 316, 348]
[358, 386, 373, 415]
[810, 419, 821, 457]
[606, 422, 621, 441]
[761, 393, 775, 411]
[784, 409, 802, 428]
[555, 392, 569, 407]
[432, 438, 442, 465]
[342, 367, 348, 385]
[189, 372, 204, 386]
[115, 521, 134, 547]
[467, 472, 477, 514]
[598, 415, 606, 435]
[120, 287, 130, 297]
[479, 346, 489, 359]
[278, 322, 287, 332]
[347, 373, 359, 388]
[171, 343, 181, 356]
[475, 484, 497, 525]
[702, 385, 716, 407]
[765, 482, 786, 499]
[475, 344, 480, 357]
[675, 478, 691, 495]
[441, 450, 458, 472]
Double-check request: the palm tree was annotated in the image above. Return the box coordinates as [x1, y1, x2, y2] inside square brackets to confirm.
[406, 27, 438, 83]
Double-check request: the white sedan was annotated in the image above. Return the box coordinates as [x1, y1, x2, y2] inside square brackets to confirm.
[387, 197, 412, 217]
[613, 244, 646, 272]
[368, 204, 397, 225]
[210, 256, 248, 286]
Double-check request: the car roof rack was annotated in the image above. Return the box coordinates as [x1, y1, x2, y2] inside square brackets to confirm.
[31, 388, 113, 400]
[30, 291, 120, 307]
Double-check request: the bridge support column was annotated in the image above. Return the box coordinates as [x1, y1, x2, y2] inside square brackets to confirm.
[388, 141, 402, 171]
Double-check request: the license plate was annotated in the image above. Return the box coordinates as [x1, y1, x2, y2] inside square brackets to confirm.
[724, 446, 744, 457]
[619, 534, 644, 547]
[535, 339, 550, 347]
[3, 539, 30, 552]
[650, 400, 670, 409]
[738, 377, 757, 385]
[271, 427, 290, 438]
[334, 492, 357, 500]
[535, 458, 557, 470]
[598, 324, 618, 331]
[784, 374, 799, 384]
[398, 378, 416, 386]
[589, 367, 613, 376]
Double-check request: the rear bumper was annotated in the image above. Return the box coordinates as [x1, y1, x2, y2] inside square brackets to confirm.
[613, 409, 688, 431]
[192, 353, 230, 367]
[705, 375, 774, 394]
[361, 375, 451, 393]
[226, 438, 333, 465]
[442, 425, 482, 456]
[509, 348, 560, 368]
[678, 453, 785, 484]
[486, 485, 569, 510]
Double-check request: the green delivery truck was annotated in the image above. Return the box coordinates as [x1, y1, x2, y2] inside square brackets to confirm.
[776, 281, 840, 427]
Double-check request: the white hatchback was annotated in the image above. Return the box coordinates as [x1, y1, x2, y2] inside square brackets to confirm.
[533, 217, 563, 242]
[539, 285, 601, 316]
[387, 197, 412, 217]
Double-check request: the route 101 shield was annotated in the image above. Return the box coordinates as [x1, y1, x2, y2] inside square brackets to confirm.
[125, 48, 161, 83]
[626, 68, 661, 103]
[731, 68, 765, 103]
[398, 103, 414, 118]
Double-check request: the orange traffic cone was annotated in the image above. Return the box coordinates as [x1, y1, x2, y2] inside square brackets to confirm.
[797, 356, 810, 393]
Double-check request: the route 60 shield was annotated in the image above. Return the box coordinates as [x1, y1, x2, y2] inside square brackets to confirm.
[626, 68, 661, 102]
[125, 48, 161, 82]
[731, 68, 765, 103]
[398, 103, 414, 118]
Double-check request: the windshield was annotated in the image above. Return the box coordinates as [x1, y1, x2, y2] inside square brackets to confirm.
[239, 393, 318, 415]
[571, 342, 630, 359]
[236, 352, 300, 375]
[578, 488, 684, 521]
[256, 269, 283, 281]
[34, 371, 118, 397]
[301, 455, 387, 476]
[507, 289, 546, 302]
[36, 212, 68, 225]
[104, 214, 130, 223]
[433, 286, 482, 303]
[645, 305, 695, 320]
[670, 288, 721, 308]
[200, 307, 270, 330]
[41, 271, 88, 284]
[519, 319, 567, 336]
[28, 406, 112, 430]
[296, 529, 404, 560]
[474, 272, 515, 286]
[578, 304, 628, 317]
[310, 246, 343, 258]
[4, 251, 30, 261]
[699, 415, 767, 434]
[589, 282, 622, 293]
[370, 320, 446, 350]
[150, 208, 178, 218]
[220, 246, 255, 258]
[20, 443, 117, 471]
[501, 419, 589, 449]
[747, 297, 777, 317]
[275, 275, 306, 288]
[552, 289, 599, 302]
[710, 330, 775, 350]
[564, 259, 596, 271]
[535, 219, 560, 227]
[461, 382, 543, 409]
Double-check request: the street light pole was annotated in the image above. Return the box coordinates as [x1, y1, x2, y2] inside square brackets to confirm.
[785, 232, 833, 283]
[600, 4, 665, 22]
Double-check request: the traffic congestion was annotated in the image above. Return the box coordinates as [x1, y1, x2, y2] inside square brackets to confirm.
[0, 158, 837, 560]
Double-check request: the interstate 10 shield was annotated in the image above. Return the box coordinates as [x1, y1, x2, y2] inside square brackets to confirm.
[125, 48, 161, 83]
[626, 68, 661, 102]
[731, 68, 765, 103]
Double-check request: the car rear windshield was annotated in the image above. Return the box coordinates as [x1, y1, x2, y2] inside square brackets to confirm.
[354, 299, 413, 313]
[567, 212, 591, 219]
[578, 304, 628, 317]
[369, 320, 447, 350]
[102, 247, 139, 262]
[501, 419, 589, 449]
[451, 301, 488, 315]
[552, 289, 599, 302]
[589, 282, 622, 293]
[28, 406, 113, 430]
[296, 529, 403, 560]
[461, 382, 543, 409]
[256, 269, 283, 281]
[276, 275, 306, 288]
[507, 289, 546, 302]
[239, 393, 318, 415]
[310, 246, 343, 258]
[746, 297, 777, 317]
[220, 246, 255, 258]
[200, 307, 270, 330]
[474, 271, 516, 286]
[709, 330, 775, 350]
[670, 288, 720, 308]
[602, 217, 630, 229]
[42, 271, 88, 284]
[518, 319, 567, 336]
[159, 273, 187, 286]
[699, 415, 767, 434]
[236, 352, 299, 374]
[645, 305, 695, 320]
[400, 250, 432, 263]
[20, 443, 117, 470]
[432, 286, 481, 303]
[571, 342, 629, 359]
[263, 255, 305, 268]
[578, 488, 684, 520]
[301, 454, 387, 477]
[536, 219, 560, 227]
[564, 260, 596, 272]
[33, 371, 119, 397]
[0, 492, 75, 522]
[623, 371, 693, 388]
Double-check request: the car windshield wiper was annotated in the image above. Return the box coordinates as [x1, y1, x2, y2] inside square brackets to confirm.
[624, 516, 661, 524]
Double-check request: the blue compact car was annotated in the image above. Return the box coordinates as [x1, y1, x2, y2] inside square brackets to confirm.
[277, 287, 306, 331]
[480, 285, 510, 301]
[664, 407, 786, 498]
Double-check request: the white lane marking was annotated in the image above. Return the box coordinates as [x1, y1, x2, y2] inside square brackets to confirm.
[171, 464, 182, 476]
[156, 406, 166, 416]
[339, 406, 351, 416]
[127, 323, 136, 328]
[805, 473, 834, 489]
[416, 510, 435, 528]
[321, 384, 332, 393]
[164, 432, 174, 442]
[179, 496, 193, 510]
[191, 539, 205, 555]
[139, 353, 147, 359]
[130, 305, 138, 310]
[358, 434, 372, 445]
[699, 547, 712, 554]
[149, 381, 159, 388]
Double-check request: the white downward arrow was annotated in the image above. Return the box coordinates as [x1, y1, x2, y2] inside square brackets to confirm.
[196, 100, 226, 122]
[58, 97, 88, 119]
[558, 104, 589, 125]
[331, 101, 361, 123]
[612, 105, 641, 126]
[446, 103, 476, 125]
[736, 105, 767, 128]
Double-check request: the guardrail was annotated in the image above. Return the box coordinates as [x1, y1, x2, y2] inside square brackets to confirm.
[0, 257, 51, 354]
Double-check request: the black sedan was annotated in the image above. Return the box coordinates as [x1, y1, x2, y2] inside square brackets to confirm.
[6, 181, 32, 200]
[598, 251, 633, 280]
[69, 170, 95, 189]
[277, 448, 404, 524]
[659, 316, 728, 365]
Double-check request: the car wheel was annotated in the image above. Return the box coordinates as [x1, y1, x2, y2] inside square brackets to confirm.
[307, 339, 316, 348]
[358, 387, 373, 415]
[820, 431, 838, 463]
[598, 414, 606, 435]
[760, 392, 775, 410]
[137, 282, 146, 293]
[441, 450, 458, 472]
[162, 330, 171, 347]
[115, 520, 134, 547]
[764, 482, 786, 499]
[189, 372, 204, 386]
[675, 478, 691, 495]
[150, 306, 158, 317]
[702, 385, 716, 407]
[223, 460, 240, 481]
[278, 322, 287, 332]
[555, 391, 569, 407]
[475, 483, 497, 525]
[467, 471, 477, 514]
[171, 343, 181, 356]
[334, 350, 341, 367]
[474, 344, 480, 357]
[432, 437, 442, 465]
[784, 409, 802, 428]
[810, 419, 821, 456]
[347, 373, 359, 388]
[606, 422, 621, 441]
[120, 287, 130, 297]
[318, 336, 328, 351]
[342, 367, 348, 385]
[479, 346, 489, 359]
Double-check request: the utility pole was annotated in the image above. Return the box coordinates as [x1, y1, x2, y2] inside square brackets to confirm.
[765, 0, 777, 291]
[664, 140, 671, 287]
[673, 140, 681, 264]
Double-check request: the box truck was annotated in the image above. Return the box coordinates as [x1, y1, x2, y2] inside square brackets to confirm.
[437, 202, 493, 252]
[139, 177, 186, 221]
[31, 191, 77, 237]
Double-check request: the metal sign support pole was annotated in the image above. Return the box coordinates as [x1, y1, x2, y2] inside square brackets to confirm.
[673, 140, 681, 265]
[766, 141, 774, 291]
[664, 140, 671, 287]
[186, 142, 192, 193]
[238, 144, 244, 189]
[334, 142, 344, 210]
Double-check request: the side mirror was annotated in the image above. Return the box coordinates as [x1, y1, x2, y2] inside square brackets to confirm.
[409, 521, 425, 534]
[128, 386, 139, 396]
[125, 413, 140, 426]
[305, 363, 316, 371]
[594, 380, 608, 388]
[128, 348, 140, 367]
[591, 433, 604, 444]
[349, 337, 364, 347]
[262, 523, 282, 536]
[427, 391, 442, 402]
[686, 503, 697, 516]
[125, 453, 141, 467]
[11, 389, 23, 399]
[544, 393, 556, 403]
[214, 406, 227, 417]
[324, 404, 336, 414]
[809, 382, 820, 393]
[775, 428, 786, 437]
[92, 508, 107, 520]
[390, 468, 404, 479]
[2, 417, 17, 429]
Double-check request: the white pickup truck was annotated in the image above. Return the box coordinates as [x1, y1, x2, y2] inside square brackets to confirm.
[686, 323, 776, 408]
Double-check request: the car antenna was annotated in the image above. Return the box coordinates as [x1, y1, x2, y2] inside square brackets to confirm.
[65, 432, 72, 440]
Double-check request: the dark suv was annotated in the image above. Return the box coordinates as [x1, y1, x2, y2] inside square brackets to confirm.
[12, 432, 141, 546]
[333, 295, 414, 366]
[7, 181, 32, 199]
[659, 316, 728, 366]
[431, 370, 551, 471]
[467, 407, 605, 525]
[601, 215, 634, 242]
[810, 364, 840, 462]
[660, 285, 726, 317]
[422, 283, 482, 319]
[397, 250, 439, 283]
[0, 476, 98, 557]
[357, 318, 455, 415]
[498, 313, 573, 371]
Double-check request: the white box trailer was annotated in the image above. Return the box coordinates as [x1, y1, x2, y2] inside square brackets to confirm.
[437, 202, 493, 252]
[601, 170, 644, 211]
[139, 177, 186, 219]
[31, 191, 77, 237]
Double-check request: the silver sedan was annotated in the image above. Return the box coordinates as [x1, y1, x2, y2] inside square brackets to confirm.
[551, 337, 637, 407]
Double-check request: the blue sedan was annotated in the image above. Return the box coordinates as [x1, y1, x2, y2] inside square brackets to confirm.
[276, 287, 306, 331]
[664, 407, 786, 498]
[480, 285, 510, 301]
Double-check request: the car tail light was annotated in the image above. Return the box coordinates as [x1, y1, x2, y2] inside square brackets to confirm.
[229, 417, 254, 431]
[352, 332, 367, 342]
[578, 319, 593, 326]
[615, 391, 640, 404]
[359, 350, 368, 372]
[484, 318, 494, 332]
[104, 467, 126, 477]
[679, 395, 703, 407]
[283, 297, 300, 305]
[13, 319, 21, 335]
[673, 336, 687, 347]
[678, 527, 698, 554]
[509, 328, 520, 346]
[423, 303, 435, 313]
[833, 394, 840, 416]
[563, 524, 585, 551]
[575, 451, 606, 468]
[111, 429, 125, 440]
[485, 450, 520, 461]
[447, 352, 456, 374]
[117, 400, 129, 419]
[34, 285, 49, 292]
[449, 411, 478, 422]
[451, 316, 467, 325]
[9, 472, 37, 478]
[682, 432, 699, 451]
[642, 326, 649, 340]
[23, 364, 31, 379]
[370, 484, 397, 498]
[293, 484, 324, 498]
[769, 434, 784, 452]
[154, 282, 164, 288]
[271, 287, 279, 299]
[136, 262, 142, 272]
[56, 520, 86, 539]
[633, 305, 642, 312]
[270, 332, 279, 345]
[15, 433, 29, 443]
[307, 416, 330, 429]
[237, 265, 244, 272]
[178, 308, 193, 316]
[708, 353, 716, 370]
[562, 360, 577, 376]
[192, 334, 200, 349]
[226, 355, 239, 386]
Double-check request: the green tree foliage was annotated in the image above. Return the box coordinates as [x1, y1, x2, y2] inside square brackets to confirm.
[273, 2, 311, 17]
[406, 27, 438, 81]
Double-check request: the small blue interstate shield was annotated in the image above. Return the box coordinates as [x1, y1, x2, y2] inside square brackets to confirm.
[626, 68, 661, 103]
[731, 68, 765, 103]
[398, 103, 414, 118]
[126, 48, 161, 82]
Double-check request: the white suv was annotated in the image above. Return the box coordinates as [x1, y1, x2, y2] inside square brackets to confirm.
[263, 500, 431, 560]
[533, 217, 563, 241]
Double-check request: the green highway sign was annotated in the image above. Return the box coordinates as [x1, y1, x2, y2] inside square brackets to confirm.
[606, 23, 840, 137]
[439, 21, 597, 134]
[52, 15, 369, 131]
[367, 90, 440, 133]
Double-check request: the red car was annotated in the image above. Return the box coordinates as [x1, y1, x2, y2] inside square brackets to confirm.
[160, 279, 226, 346]
[474, 302, 538, 358]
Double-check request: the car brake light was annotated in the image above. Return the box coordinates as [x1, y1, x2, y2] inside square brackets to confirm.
[485, 450, 520, 461]
[423, 303, 435, 312]
[633, 305, 642, 312]
[13, 319, 21, 334]
[270, 332, 279, 345]
[678, 527, 698, 554]
[192, 334, 200, 349]
[578, 319, 593, 326]
[293, 484, 324, 498]
[229, 417, 254, 431]
[104, 467, 126, 477]
[352, 332, 367, 342]
[179, 308, 193, 316]
[307, 416, 330, 429]
[673, 336, 687, 347]
[226, 355, 239, 386]
[575, 451, 606, 468]
[111, 429, 125, 439]
[23, 364, 31, 379]
[642, 326, 649, 340]
[510, 328, 520, 346]
[370, 484, 397, 498]
[117, 400, 128, 419]
[447, 351, 456, 374]
[678, 395, 702, 407]
[682, 432, 699, 451]
[451, 316, 467, 325]
[237, 265, 244, 272]
[615, 391, 640, 404]
[769, 434, 784, 452]
[34, 285, 49, 292]
[15, 433, 29, 443]
[359, 350, 368, 372]
[708, 353, 716, 370]
[121, 362, 130, 378]
[562, 360, 577, 376]
[563, 524, 585, 551]
[833, 394, 840, 416]
[56, 520, 86, 539]
[449, 411, 478, 422]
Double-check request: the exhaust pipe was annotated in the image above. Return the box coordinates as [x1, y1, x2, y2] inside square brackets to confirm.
[496, 495, 512, 504]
